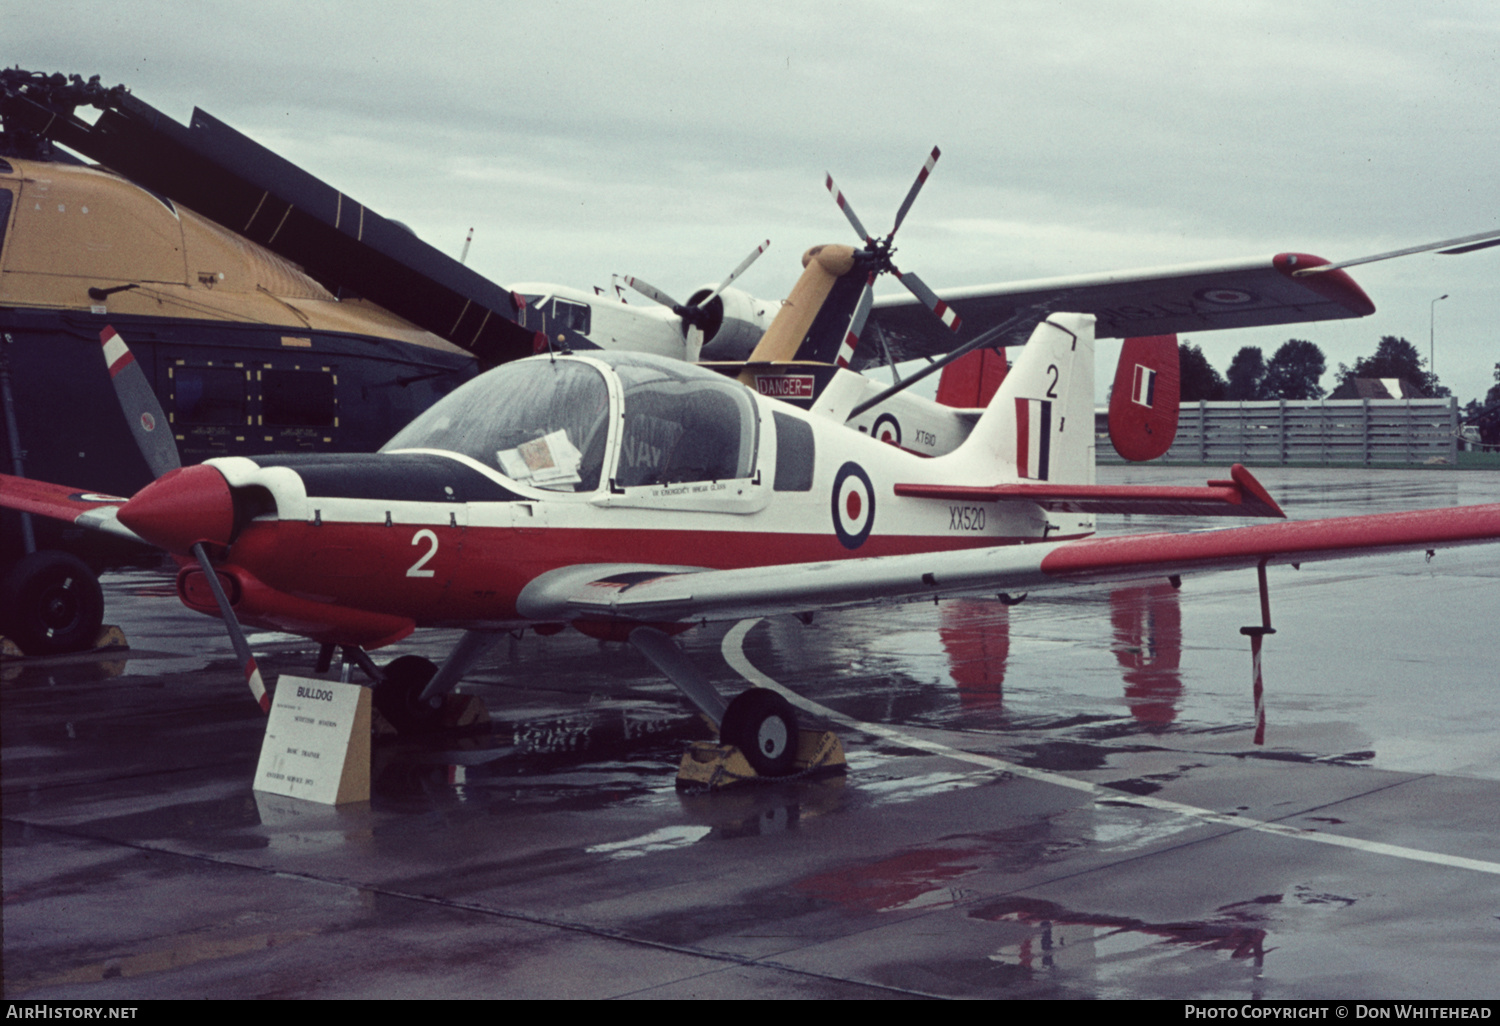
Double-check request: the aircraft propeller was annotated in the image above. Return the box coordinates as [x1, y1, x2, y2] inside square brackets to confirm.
[824, 146, 962, 356]
[97, 327, 271, 712]
[622, 239, 770, 361]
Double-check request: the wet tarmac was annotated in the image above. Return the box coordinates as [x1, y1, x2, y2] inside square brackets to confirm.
[3, 467, 1498, 999]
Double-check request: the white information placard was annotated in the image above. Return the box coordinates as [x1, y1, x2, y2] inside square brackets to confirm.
[254, 676, 371, 805]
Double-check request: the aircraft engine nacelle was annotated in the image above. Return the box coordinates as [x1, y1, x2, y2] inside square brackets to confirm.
[691, 286, 778, 361]
[177, 561, 415, 649]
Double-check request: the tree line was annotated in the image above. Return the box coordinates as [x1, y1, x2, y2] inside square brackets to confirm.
[1176, 337, 1500, 444]
[1178, 335, 1473, 403]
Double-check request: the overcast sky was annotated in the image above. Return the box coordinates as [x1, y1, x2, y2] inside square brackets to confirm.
[11, 0, 1499, 402]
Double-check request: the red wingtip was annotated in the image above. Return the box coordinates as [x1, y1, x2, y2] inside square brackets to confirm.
[1274, 253, 1376, 316]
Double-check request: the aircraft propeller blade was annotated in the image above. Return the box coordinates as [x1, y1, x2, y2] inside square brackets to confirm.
[98, 326, 269, 711]
[622, 241, 771, 349]
[697, 239, 771, 307]
[825, 172, 876, 245]
[621, 275, 683, 311]
[892, 268, 962, 333]
[889, 146, 940, 238]
[99, 326, 181, 478]
[684, 324, 705, 364]
[190, 541, 271, 713]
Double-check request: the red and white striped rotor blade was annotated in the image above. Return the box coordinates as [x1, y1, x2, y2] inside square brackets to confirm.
[621, 275, 682, 311]
[890, 146, 940, 237]
[825, 173, 875, 245]
[892, 268, 962, 333]
[835, 275, 875, 369]
[99, 326, 182, 479]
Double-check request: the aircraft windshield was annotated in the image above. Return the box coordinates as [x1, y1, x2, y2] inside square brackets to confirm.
[382, 358, 610, 492]
[614, 357, 757, 487]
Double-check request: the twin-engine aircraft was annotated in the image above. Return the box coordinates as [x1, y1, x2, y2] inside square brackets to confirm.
[3, 305, 1497, 776]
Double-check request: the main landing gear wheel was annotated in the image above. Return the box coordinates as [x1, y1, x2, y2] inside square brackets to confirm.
[374, 655, 444, 733]
[0, 551, 105, 655]
[720, 687, 799, 777]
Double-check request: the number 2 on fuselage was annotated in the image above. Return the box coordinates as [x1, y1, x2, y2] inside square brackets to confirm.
[407, 529, 439, 578]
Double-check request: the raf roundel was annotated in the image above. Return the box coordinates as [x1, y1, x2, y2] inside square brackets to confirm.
[831, 461, 875, 550]
[872, 413, 901, 447]
[1194, 286, 1257, 306]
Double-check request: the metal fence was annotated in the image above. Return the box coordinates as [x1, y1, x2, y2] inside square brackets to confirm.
[1095, 398, 1460, 465]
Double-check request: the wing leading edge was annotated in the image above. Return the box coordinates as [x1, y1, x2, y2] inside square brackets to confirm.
[516, 503, 1500, 625]
[0, 473, 140, 543]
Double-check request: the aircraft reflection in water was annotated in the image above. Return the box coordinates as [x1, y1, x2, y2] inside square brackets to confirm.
[939, 598, 1009, 710]
[936, 585, 1181, 725]
[1110, 584, 1183, 727]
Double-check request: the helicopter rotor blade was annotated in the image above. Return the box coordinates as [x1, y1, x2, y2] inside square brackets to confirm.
[892, 267, 962, 333]
[834, 274, 875, 368]
[825, 172, 876, 245]
[890, 145, 940, 238]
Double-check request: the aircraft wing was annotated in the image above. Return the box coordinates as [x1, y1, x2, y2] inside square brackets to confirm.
[866, 253, 1373, 363]
[516, 504, 1500, 624]
[0, 474, 141, 543]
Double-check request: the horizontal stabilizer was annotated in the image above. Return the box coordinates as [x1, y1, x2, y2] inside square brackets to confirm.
[895, 463, 1285, 518]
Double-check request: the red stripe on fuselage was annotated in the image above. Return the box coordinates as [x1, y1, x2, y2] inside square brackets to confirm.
[226, 522, 1053, 625]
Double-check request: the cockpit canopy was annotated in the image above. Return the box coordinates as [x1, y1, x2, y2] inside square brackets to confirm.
[382, 352, 759, 493]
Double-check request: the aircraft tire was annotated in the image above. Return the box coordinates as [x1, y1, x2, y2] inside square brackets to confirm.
[374, 655, 444, 733]
[0, 550, 105, 656]
[720, 687, 799, 777]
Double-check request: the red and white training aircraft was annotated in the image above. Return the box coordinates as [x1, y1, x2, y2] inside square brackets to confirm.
[3, 305, 1498, 776]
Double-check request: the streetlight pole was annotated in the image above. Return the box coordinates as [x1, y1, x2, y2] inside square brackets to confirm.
[1430, 294, 1448, 388]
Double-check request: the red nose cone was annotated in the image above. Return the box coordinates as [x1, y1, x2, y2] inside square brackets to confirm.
[118, 465, 236, 555]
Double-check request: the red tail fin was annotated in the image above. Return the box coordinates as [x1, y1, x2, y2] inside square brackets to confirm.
[1109, 335, 1179, 461]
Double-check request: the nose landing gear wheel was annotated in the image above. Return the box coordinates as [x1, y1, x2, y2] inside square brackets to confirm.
[719, 687, 799, 777]
[374, 655, 444, 733]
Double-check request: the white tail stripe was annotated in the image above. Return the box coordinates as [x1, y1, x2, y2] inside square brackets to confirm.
[1132, 364, 1157, 407]
[1016, 397, 1053, 480]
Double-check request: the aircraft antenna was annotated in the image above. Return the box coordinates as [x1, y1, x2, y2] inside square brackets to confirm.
[459, 227, 473, 265]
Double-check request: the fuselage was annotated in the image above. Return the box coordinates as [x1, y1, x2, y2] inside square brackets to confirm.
[153, 351, 1091, 644]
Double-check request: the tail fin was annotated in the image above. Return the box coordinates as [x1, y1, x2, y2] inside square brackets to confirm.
[1108, 335, 1180, 461]
[933, 313, 1095, 485]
